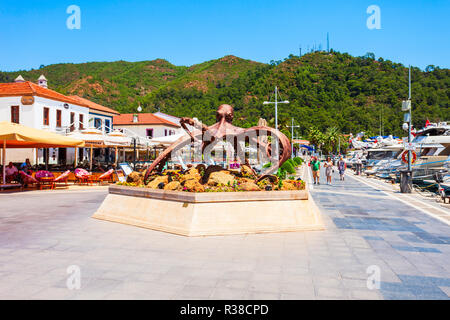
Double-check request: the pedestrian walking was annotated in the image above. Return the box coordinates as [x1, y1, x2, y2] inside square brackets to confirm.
[356, 156, 362, 175]
[310, 156, 321, 185]
[337, 156, 346, 181]
[324, 156, 334, 185]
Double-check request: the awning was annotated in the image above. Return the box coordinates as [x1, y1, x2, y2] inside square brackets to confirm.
[0, 121, 85, 185]
[149, 133, 188, 146]
[0, 121, 85, 148]
[105, 130, 132, 147]
[299, 144, 314, 151]
[66, 128, 105, 147]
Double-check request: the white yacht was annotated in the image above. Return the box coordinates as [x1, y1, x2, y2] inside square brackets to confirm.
[409, 122, 450, 179]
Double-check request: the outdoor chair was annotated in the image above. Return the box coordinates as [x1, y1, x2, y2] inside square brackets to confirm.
[35, 170, 54, 181]
[35, 170, 56, 190]
[74, 168, 93, 185]
[95, 169, 114, 185]
[19, 170, 39, 189]
[54, 170, 70, 188]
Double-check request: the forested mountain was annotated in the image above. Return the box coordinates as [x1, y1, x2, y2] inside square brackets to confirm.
[1, 51, 448, 138]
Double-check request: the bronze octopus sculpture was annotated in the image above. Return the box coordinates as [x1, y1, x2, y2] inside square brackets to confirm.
[144, 104, 291, 183]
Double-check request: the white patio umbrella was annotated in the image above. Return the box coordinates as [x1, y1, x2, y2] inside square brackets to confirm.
[105, 130, 132, 147]
[149, 133, 188, 146]
[67, 127, 105, 145]
[67, 127, 106, 170]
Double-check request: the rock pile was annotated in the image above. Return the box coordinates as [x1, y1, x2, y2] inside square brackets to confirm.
[120, 164, 305, 192]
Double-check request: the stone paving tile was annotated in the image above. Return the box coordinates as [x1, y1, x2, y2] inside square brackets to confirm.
[210, 287, 247, 299]
[315, 287, 349, 299]
[216, 279, 250, 290]
[438, 286, 450, 297]
[175, 285, 215, 299]
[392, 245, 441, 253]
[245, 291, 280, 300]
[1, 171, 450, 300]
[280, 291, 315, 300]
[348, 289, 383, 300]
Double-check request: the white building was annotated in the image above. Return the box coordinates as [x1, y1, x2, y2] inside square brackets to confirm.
[0, 75, 118, 165]
[68, 95, 119, 133]
[113, 113, 181, 140]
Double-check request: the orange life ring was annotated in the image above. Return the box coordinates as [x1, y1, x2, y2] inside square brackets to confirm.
[401, 150, 416, 164]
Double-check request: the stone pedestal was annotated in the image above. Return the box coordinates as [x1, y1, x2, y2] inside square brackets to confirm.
[92, 185, 325, 236]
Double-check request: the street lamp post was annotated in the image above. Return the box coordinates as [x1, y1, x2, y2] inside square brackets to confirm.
[408, 67, 412, 173]
[400, 66, 413, 193]
[132, 137, 137, 170]
[287, 118, 300, 158]
[263, 86, 289, 159]
[132, 104, 143, 170]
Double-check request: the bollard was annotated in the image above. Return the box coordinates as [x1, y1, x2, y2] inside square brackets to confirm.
[400, 170, 412, 193]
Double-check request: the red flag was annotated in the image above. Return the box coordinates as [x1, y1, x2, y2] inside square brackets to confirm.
[425, 119, 430, 127]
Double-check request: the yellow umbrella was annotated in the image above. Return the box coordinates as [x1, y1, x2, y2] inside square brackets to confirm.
[0, 121, 85, 148]
[0, 121, 85, 184]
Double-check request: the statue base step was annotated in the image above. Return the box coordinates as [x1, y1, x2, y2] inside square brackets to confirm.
[92, 186, 325, 236]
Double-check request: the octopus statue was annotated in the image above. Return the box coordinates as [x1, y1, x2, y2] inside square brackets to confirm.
[144, 104, 291, 183]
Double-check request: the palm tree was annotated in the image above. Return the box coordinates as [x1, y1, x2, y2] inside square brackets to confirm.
[323, 127, 340, 154]
[307, 126, 325, 152]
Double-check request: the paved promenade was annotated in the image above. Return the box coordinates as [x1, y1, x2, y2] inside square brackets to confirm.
[0, 170, 449, 300]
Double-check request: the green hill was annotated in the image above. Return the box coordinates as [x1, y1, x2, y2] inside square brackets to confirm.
[1, 51, 448, 137]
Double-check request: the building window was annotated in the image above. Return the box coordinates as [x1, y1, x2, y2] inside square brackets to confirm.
[43, 107, 49, 126]
[105, 119, 111, 133]
[79, 114, 84, 130]
[164, 129, 167, 136]
[56, 110, 62, 127]
[94, 118, 102, 130]
[146, 129, 153, 138]
[70, 112, 75, 132]
[11, 106, 19, 124]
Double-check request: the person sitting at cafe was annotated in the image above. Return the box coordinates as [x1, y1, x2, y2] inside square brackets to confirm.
[20, 158, 33, 175]
[5, 162, 19, 183]
[92, 160, 105, 173]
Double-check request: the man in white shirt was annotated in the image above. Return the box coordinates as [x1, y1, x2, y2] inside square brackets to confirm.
[356, 157, 363, 175]
[5, 162, 18, 183]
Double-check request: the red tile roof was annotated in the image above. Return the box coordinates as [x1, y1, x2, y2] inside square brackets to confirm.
[113, 113, 180, 127]
[0, 81, 88, 106]
[68, 95, 119, 115]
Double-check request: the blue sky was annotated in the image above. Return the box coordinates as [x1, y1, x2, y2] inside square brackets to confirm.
[0, 0, 448, 71]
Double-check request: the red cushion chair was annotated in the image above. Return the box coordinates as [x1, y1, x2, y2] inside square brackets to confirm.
[54, 170, 70, 188]
[74, 168, 92, 185]
[96, 169, 114, 184]
[35, 170, 54, 182]
[19, 170, 39, 187]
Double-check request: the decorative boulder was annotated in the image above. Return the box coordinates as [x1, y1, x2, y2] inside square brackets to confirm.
[241, 164, 256, 178]
[239, 182, 261, 191]
[238, 177, 255, 184]
[280, 180, 305, 191]
[281, 181, 297, 191]
[180, 168, 201, 183]
[126, 171, 144, 185]
[207, 171, 236, 186]
[183, 179, 205, 192]
[164, 181, 181, 191]
[146, 175, 169, 189]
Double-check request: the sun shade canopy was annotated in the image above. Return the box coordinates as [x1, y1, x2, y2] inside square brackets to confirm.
[0, 121, 85, 148]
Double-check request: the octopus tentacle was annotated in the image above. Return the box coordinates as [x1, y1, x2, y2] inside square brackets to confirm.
[143, 105, 291, 185]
